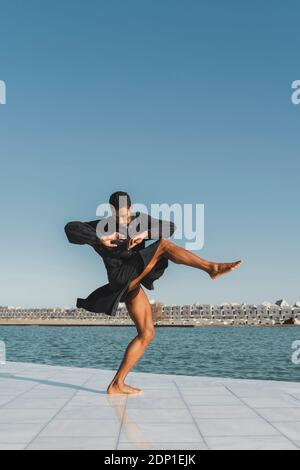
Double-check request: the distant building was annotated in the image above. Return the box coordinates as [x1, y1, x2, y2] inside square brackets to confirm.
[276, 299, 290, 308]
[0, 301, 299, 325]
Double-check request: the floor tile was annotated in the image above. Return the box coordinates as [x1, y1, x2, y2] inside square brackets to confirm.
[119, 422, 202, 443]
[196, 418, 280, 437]
[206, 436, 298, 450]
[39, 419, 120, 438]
[26, 437, 117, 450]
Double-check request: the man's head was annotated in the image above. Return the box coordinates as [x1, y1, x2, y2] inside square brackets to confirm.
[109, 191, 132, 226]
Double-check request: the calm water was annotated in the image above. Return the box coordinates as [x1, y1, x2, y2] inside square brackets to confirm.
[0, 326, 300, 382]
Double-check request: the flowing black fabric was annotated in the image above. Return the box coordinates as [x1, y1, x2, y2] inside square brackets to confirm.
[64, 212, 176, 316]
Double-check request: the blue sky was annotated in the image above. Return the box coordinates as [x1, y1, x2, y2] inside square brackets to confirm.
[0, 0, 299, 308]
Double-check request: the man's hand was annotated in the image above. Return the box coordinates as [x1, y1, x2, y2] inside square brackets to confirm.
[128, 231, 148, 250]
[100, 232, 126, 248]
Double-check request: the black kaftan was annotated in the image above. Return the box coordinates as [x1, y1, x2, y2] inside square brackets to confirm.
[64, 212, 176, 316]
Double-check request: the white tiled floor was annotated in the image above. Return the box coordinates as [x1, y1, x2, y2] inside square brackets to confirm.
[0, 362, 300, 450]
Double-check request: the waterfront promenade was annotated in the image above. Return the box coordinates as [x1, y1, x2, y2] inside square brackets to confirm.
[1, 300, 300, 326]
[0, 362, 300, 450]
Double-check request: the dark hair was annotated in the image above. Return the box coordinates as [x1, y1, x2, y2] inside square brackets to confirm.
[109, 191, 131, 210]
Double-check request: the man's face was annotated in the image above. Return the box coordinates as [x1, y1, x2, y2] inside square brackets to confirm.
[115, 206, 132, 226]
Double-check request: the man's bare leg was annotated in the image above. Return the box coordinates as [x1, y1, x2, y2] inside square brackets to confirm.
[107, 287, 155, 395]
[160, 240, 243, 280]
[127, 239, 243, 292]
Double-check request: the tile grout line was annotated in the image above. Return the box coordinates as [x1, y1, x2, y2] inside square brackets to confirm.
[0, 377, 49, 410]
[286, 392, 300, 404]
[266, 419, 300, 450]
[0, 416, 276, 425]
[224, 385, 300, 449]
[23, 372, 96, 450]
[115, 395, 130, 450]
[173, 380, 209, 450]
[0, 369, 79, 448]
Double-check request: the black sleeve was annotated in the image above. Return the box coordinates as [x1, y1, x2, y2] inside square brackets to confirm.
[135, 212, 176, 240]
[148, 215, 176, 239]
[64, 221, 100, 247]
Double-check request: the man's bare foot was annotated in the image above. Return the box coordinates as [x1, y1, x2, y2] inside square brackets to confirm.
[107, 382, 142, 395]
[210, 260, 243, 280]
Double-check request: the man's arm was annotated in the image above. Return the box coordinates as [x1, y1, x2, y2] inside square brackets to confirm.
[65, 218, 125, 250]
[147, 215, 176, 239]
[130, 212, 176, 240]
[64, 221, 100, 247]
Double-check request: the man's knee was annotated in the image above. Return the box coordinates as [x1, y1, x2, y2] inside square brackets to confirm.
[141, 326, 156, 344]
[159, 238, 173, 252]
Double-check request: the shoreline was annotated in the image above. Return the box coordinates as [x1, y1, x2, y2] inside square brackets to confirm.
[0, 320, 298, 327]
